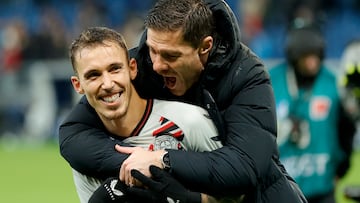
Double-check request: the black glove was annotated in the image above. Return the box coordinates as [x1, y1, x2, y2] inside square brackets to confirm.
[128, 165, 201, 203]
[88, 177, 147, 203]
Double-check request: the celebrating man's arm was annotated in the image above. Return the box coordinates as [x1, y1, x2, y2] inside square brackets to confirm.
[168, 64, 278, 195]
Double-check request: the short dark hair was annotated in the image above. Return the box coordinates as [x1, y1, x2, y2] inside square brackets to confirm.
[145, 0, 214, 48]
[69, 27, 129, 74]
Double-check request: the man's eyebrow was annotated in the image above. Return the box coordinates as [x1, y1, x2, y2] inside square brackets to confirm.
[83, 69, 98, 78]
[157, 48, 182, 57]
[83, 62, 125, 77]
[109, 62, 124, 67]
[146, 41, 182, 56]
[163, 49, 182, 56]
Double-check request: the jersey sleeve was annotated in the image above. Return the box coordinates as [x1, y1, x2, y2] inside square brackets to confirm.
[72, 169, 102, 203]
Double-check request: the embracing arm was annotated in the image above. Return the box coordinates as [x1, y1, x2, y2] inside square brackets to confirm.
[59, 96, 129, 180]
[168, 63, 278, 196]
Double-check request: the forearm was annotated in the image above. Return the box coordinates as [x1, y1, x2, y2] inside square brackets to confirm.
[59, 124, 128, 179]
[168, 149, 251, 196]
[168, 130, 276, 194]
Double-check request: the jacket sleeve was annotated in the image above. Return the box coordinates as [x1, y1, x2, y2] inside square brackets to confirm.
[59, 96, 129, 180]
[167, 59, 279, 196]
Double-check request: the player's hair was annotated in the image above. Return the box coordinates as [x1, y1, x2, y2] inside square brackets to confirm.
[145, 0, 214, 48]
[69, 27, 129, 74]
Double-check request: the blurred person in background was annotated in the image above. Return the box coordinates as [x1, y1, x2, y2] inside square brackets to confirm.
[269, 24, 356, 203]
[0, 2, 70, 140]
[0, 20, 27, 138]
[20, 5, 67, 141]
[339, 39, 360, 121]
[339, 39, 360, 202]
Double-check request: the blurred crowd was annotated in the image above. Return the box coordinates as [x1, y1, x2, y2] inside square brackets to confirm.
[0, 0, 360, 142]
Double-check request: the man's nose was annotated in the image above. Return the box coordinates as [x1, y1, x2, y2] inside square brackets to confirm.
[152, 55, 168, 72]
[101, 73, 114, 89]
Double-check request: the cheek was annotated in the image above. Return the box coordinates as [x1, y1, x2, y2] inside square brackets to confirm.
[83, 81, 101, 96]
[184, 58, 203, 76]
[179, 65, 201, 86]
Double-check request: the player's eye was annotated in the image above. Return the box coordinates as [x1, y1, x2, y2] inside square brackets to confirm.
[84, 71, 100, 80]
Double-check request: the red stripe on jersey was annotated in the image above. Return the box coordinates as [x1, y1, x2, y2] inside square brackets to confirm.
[172, 130, 184, 138]
[131, 99, 153, 136]
[152, 121, 175, 136]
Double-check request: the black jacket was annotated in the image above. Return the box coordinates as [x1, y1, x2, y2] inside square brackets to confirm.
[59, 0, 306, 202]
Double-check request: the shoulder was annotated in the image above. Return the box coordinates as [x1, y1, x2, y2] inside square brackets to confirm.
[153, 99, 208, 116]
[226, 46, 271, 89]
[152, 99, 212, 125]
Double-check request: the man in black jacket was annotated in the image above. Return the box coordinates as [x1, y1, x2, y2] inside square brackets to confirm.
[59, 0, 306, 202]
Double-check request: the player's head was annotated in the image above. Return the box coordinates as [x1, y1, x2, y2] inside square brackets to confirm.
[145, 0, 214, 48]
[69, 27, 130, 74]
[69, 27, 139, 121]
[144, 0, 214, 96]
[285, 24, 325, 79]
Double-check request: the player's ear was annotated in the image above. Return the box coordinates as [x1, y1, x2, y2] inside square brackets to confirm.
[71, 76, 84, 94]
[199, 36, 213, 55]
[129, 58, 138, 80]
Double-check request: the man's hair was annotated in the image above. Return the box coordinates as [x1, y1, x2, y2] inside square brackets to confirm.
[69, 26, 129, 74]
[145, 0, 214, 48]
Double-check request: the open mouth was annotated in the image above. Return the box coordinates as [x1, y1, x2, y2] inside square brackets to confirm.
[164, 77, 176, 89]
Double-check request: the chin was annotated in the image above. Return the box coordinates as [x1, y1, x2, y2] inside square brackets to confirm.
[170, 89, 186, 96]
[102, 111, 123, 120]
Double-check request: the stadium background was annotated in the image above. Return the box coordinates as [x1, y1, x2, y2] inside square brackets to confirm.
[1, 0, 360, 202]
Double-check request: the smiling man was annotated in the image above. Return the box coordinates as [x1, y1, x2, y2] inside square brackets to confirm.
[70, 30, 146, 135]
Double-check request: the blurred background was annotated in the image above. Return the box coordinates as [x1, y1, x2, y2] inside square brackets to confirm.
[0, 0, 360, 202]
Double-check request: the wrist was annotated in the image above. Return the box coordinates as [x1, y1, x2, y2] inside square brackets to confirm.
[201, 193, 208, 203]
[160, 150, 171, 171]
[201, 194, 218, 203]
